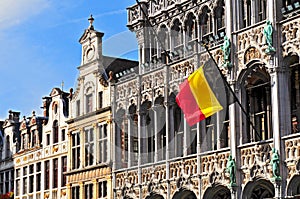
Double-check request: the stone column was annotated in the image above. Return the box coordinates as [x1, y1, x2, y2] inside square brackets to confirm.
[79, 128, 84, 168]
[66, 183, 71, 199]
[79, 182, 84, 199]
[92, 179, 97, 199]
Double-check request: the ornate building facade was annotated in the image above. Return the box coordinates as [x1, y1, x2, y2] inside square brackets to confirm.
[65, 16, 138, 199]
[0, 111, 19, 197]
[112, 0, 300, 198]
[13, 87, 69, 199]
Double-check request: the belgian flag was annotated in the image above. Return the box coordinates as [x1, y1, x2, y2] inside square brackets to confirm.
[176, 59, 230, 126]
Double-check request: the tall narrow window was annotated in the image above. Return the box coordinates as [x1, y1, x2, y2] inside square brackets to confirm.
[45, 161, 50, 190]
[5, 136, 10, 158]
[53, 120, 59, 144]
[169, 93, 184, 159]
[76, 100, 81, 116]
[140, 98, 155, 164]
[36, 162, 41, 191]
[158, 25, 169, 62]
[62, 156, 67, 187]
[61, 129, 66, 141]
[53, 158, 58, 188]
[215, 0, 225, 36]
[245, 66, 272, 142]
[150, 30, 158, 61]
[200, 6, 213, 42]
[85, 184, 93, 199]
[289, 57, 300, 133]
[46, 134, 50, 146]
[175, 105, 184, 157]
[72, 186, 80, 199]
[23, 167, 28, 194]
[98, 91, 103, 109]
[98, 181, 107, 198]
[258, 0, 267, 21]
[9, 171, 13, 195]
[185, 13, 197, 55]
[154, 95, 166, 161]
[171, 19, 183, 59]
[116, 107, 127, 167]
[15, 169, 20, 196]
[72, 132, 81, 169]
[85, 128, 94, 166]
[86, 94, 93, 113]
[0, 173, 3, 194]
[128, 101, 138, 166]
[4, 171, 9, 193]
[28, 165, 34, 193]
[98, 124, 108, 164]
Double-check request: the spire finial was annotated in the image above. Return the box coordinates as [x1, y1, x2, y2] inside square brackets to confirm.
[88, 14, 94, 30]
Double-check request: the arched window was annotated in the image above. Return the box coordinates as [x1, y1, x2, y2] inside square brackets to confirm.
[85, 87, 93, 114]
[150, 30, 158, 62]
[185, 13, 198, 54]
[115, 106, 127, 168]
[128, 101, 138, 166]
[140, 97, 154, 164]
[244, 65, 272, 142]
[171, 19, 183, 58]
[154, 94, 166, 161]
[288, 56, 300, 133]
[199, 6, 213, 41]
[157, 25, 169, 63]
[53, 120, 59, 144]
[214, 0, 225, 36]
[169, 92, 184, 158]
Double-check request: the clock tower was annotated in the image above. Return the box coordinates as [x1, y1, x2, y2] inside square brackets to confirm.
[79, 15, 104, 65]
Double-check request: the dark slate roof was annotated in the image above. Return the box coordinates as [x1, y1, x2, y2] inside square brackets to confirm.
[102, 56, 138, 81]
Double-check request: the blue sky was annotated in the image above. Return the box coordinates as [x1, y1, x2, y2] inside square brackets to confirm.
[0, 0, 138, 120]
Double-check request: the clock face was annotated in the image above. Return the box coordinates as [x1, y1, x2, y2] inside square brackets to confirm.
[86, 47, 95, 60]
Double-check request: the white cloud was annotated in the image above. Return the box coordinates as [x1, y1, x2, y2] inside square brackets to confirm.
[0, 0, 49, 30]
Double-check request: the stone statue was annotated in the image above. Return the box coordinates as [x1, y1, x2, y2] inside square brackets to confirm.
[263, 20, 275, 54]
[270, 148, 281, 180]
[226, 154, 237, 186]
[221, 36, 232, 68]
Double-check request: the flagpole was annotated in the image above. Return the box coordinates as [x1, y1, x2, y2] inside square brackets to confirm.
[200, 41, 262, 140]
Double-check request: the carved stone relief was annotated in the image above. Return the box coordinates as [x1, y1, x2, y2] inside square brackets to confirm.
[201, 152, 229, 191]
[282, 19, 300, 57]
[240, 144, 273, 184]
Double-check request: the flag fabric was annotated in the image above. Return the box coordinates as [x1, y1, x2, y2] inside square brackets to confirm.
[176, 59, 224, 126]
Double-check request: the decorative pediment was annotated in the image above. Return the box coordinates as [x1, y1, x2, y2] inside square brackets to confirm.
[79, 29, 104, 44]
[50, 88, 62, 97]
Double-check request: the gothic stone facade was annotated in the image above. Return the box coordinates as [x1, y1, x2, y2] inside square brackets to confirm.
[112, 0, 300, 198]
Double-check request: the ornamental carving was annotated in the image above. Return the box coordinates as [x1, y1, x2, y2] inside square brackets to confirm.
[285, 137, 300, 181]
[201, 152, 229, 190]
[68, 167, 111, 183]
[244, 47, 261, 64]
[240, 143, 273, 184]
[170, 59, 195, 82]
[281, 18, 300, 57]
